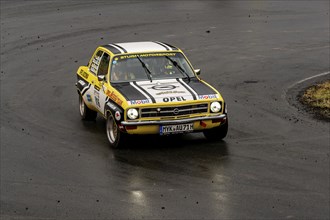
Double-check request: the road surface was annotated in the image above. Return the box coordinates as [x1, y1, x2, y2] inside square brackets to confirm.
[1, 1, 329, 219]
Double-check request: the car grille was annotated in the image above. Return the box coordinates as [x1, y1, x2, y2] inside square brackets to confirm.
[140, 104, 209, 118]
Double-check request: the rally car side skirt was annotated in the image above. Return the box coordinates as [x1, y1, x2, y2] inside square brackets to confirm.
[121, 114, 226, 126]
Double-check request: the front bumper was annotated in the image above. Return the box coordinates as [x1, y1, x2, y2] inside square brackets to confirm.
[121, 114, 227, 126]
[120, 114, 227, 135]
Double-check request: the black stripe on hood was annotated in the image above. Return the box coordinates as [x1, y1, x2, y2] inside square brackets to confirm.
[111, 82, 148, 101]
[176, 78, 197, 100]
[183, 78, 217, 95]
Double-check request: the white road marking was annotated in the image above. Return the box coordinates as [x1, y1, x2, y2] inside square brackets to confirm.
[283, 71, 329, 111]
[288, 71, 330, 88]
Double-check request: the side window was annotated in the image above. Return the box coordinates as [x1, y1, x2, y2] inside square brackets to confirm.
[90, 50, 103, 75]
[98, 53, 110, 78]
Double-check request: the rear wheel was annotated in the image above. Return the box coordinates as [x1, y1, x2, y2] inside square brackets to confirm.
[79, 94, 97, 121]
[203, 118, 228, 141]
[106, 113, 126, 148]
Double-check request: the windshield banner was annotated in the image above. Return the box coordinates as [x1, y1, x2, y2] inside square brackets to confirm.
[118, 53, 176, 60]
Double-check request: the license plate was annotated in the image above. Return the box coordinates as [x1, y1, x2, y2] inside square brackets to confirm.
[160, 123, 194, 135]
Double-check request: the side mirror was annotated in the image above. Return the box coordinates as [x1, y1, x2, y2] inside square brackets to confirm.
[98, 75, 105, 82]
[194, 69, 201, 75]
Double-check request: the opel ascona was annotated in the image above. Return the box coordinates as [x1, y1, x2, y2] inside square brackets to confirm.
[76, 41, 228, 148]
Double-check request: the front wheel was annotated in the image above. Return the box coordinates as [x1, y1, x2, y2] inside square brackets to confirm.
[79, 94, 97, 121]
[203, 118, 228, 141]
[106, 113, 126, 148]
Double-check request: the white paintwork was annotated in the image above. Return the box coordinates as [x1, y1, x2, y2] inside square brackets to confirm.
[116, 41, 171, 53]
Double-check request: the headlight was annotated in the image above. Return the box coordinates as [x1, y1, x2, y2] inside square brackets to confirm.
[127, 108, 139, 120]
[210, 102, 221, 113]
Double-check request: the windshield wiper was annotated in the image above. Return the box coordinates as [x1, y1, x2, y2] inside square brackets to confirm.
[165, 56, 191, 82]
[136, 56, 152, 82]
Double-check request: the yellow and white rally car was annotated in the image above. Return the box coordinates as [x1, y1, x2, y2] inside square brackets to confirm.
[76, 41, 228, 148]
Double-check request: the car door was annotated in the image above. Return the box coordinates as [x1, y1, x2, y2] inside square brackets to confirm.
[94, 52, 110, 115]
[76, 49, 102, 111]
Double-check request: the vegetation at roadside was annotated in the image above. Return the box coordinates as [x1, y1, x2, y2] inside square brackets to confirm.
[300, 80, 330, 119]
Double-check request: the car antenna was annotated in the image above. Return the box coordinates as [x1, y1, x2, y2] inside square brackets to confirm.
[136, 55, 153, 82]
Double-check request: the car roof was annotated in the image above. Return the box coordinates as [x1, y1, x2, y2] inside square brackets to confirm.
[102, 41, 179, 55]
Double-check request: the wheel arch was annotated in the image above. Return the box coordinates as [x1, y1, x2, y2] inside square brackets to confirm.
[104, 100, 124, 121]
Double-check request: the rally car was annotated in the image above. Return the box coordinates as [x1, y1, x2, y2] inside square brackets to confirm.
[76, 41, 228, 148]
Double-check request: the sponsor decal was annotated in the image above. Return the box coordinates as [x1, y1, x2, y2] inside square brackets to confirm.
[132, 79, 195, 103]
[90, 56, 101, 74]
[198, 94, 217, 99]
[128, 99, 150, 105]
[115, 111, 121, 121]
[86, 94, 92, 102]
[78, 80, 86, 86]
[119, 53, 176, 60]
[156, 91, 185, 96]
[94, 85, 100, 91]
[163, 96, 187, 102]
[94, 90, 100, 107]
[80, 70, 89, 79]
[151, 85, 177, 90]
[106, 90, 123, 106]
[107, 102, 117, 111]
[93, 56, 101, 64]
[90, 65, 98, 74]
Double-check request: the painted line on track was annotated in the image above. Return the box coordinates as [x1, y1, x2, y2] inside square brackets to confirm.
[283, 71, 330, 111]
[288, 71, 330, 89]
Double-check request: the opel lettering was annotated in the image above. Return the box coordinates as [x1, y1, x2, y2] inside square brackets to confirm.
[163, 96, 187, 102]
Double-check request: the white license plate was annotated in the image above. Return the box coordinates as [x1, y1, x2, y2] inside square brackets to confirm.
[160, 123, 194, 135]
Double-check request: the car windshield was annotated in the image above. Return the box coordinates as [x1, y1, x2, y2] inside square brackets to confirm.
[110, 52, 195, 83]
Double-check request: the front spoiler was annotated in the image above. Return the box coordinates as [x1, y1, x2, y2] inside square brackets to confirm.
[121, 114, 227, 126]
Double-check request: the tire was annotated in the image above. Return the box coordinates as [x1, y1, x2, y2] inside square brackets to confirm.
[203, 118, 228, 141]
[106, 113, 126, 148]
[79, 94, 97, 121]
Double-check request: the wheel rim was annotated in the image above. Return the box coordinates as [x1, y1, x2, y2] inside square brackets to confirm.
[79, 96, 85, 116]
[107, 116, 118, 144]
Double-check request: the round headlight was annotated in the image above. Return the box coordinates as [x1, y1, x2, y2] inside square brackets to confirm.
[210, 102, 221, 113]
[127, 108, 139, 120]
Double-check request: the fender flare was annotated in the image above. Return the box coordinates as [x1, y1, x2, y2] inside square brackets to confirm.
[104, 99, 124, 122]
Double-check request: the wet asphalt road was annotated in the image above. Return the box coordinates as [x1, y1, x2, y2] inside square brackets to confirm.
[1, 1, 329, 219]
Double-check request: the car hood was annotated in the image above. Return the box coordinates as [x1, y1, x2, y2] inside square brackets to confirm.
[111, 78, 219, 105]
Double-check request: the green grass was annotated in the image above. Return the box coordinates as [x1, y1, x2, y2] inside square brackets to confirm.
[301, 80, 330, 119]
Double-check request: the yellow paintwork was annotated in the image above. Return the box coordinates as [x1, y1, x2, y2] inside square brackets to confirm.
[77, 45, 226, 135]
